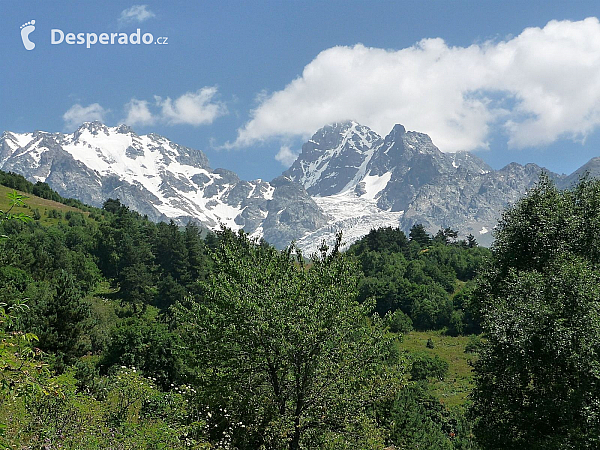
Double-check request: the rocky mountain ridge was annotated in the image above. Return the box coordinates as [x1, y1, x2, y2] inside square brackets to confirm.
[285, 121, 564, 249]
[0, 120, 578, 250]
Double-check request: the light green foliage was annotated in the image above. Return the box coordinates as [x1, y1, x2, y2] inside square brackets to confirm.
[2, 368, 207, 449]
[399, 331, 476, 408]
[0, 190, 32, 240]
[174, 229, 405, 450]
[0, 176, 490, 448]
[471, 175, 600, 449]
[0, 191, 41, 447]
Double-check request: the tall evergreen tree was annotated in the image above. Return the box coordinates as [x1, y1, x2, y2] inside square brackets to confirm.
[409, 223, 432, 247]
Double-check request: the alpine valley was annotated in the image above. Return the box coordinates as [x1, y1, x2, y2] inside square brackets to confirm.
[1, 120, 591, 251]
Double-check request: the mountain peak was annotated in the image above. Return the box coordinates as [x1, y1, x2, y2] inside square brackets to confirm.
[285, 121, 383, 196]
[115, 124, 136, 135]
[75, 121, 110, 137]
[392, 123, 406, 134]
[383, 123, 407, 143]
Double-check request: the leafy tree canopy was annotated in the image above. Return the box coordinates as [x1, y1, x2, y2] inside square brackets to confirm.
[471, 174, 600, 449]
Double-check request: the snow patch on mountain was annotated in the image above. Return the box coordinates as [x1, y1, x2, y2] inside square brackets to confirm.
[295, 190, 404, 255]
[360, 172, 392, 199]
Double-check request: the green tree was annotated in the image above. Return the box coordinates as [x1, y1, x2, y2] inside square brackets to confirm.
[25, 271, 91, 371]
[174, 230, 403, 450]
[466, 234, 477, 248]
[409, 223, 432, 247]
[434, 227, 459, 245]
[471, 175, 600, 449]
[101, 314, 182, 390]
[154, 220, 189, 282]
[183, 221, 211, 284]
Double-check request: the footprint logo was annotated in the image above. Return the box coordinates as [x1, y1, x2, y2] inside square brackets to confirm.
[20, 20, 36, 50]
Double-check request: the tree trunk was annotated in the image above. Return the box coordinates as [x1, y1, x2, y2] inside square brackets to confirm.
[289, 416, 301, 450]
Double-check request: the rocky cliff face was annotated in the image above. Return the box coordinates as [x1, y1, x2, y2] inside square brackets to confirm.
[1, 120, 579, 251]
[285, 121, 564, 249]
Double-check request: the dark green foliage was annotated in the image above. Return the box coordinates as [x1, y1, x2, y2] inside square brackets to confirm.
[471, 175, 600, 449]
[0, 170, 89, 210]
[0, 171, 33, 193]
[449, 282, 480, 335]
[96, 203, 211, 311]
[0, 183, 489, 448]
[101, 314, 182, 390]
[464, 335, 482, 354]
[155, 274, 187, 309]
[466, 234, 477, 248]
[183, 222, 212, 283]
[24, 271, 91, 371]
[352, 226, 410, 255]
[409, 223, 432, 247]
[32, 181, 62, 202]
[349, 226, 490, 332]
[102, 197, 124, 214]
[434, 227, 459, 245]
[377, 383, 477, 449]
[386, 308, 413, 334]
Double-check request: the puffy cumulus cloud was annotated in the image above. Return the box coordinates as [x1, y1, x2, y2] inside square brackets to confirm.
[120, 87, 228, 127]
[63, 103, 109, 130]
[155, 87, 228, 126]
[275, 145, 299, 167]
[118, 5, 155, 25]
[234, 17, 600, 152]
[123, 99, 155, 126]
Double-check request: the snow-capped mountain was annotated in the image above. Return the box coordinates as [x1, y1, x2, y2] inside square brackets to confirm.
[0, 122, 329, 248]
[285, 121, 562, 250]
[0, 120, 574, 251]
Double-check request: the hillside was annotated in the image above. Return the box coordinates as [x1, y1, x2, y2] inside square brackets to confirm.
[0, 184, 86, 224]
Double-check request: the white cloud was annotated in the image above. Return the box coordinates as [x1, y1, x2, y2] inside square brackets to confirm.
[118, 5, 155, 25]
[63, 103, 109, 130]
[123, 99, 155, 126]
[233, 17, 600, 153]
[275, 145, 299, 167]
[155, 87, 228, 126]
[119, 87, 227, 127]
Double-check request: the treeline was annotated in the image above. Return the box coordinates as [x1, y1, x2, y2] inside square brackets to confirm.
[0, 170, 92, 211]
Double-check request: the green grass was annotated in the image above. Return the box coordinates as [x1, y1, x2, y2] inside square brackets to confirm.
[399, 330, 477, 408]
[0, 184, 88, 226]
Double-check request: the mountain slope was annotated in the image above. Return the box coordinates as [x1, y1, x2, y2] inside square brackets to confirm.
[1, 120, 579, 251]
[285, 121, 563, 248]
[0, 122, 328, 248]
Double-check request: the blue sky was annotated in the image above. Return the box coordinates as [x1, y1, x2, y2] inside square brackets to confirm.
[2, 1, 600, 181]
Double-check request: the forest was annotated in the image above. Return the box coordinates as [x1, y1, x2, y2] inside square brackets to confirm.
[1, 169, 599, 449]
